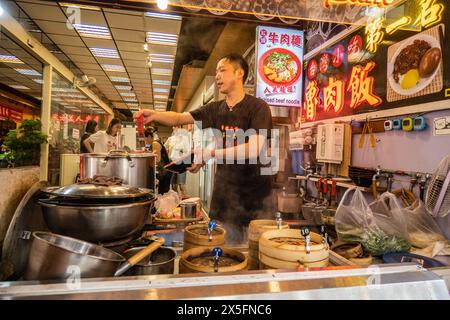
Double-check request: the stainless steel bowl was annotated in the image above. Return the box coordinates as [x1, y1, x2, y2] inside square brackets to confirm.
[23, 232, 125, 281]
[122, 246, 176, 276]
[39, 199, 153, 242]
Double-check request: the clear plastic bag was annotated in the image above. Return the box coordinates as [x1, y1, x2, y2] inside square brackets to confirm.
[155, 190, 180, 219]
[336, 189, 411, 255]
[403, 200, 445, 248]
[335, 187, 374, 242]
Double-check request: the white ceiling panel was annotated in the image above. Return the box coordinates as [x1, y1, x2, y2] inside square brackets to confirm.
[48, 34, 85, 47]
[82, 38, 117, 49]
[144, 17, 181, 35]
[33, 20, 78, 36]
[120, 52, 148, 61]
[129, 73, 151, 80]
[125, 66, 149, 74]
[110, 29, 145, 43]
[123, 60, 147, 68]
[18, 2, 68, 22]
[147, 43, 177, 55]
[105, 12, 145, 31]
[58, 45, 91, 56]
[69, 54, 97, 64]
[78, 9, 108, 26]
[116, 41, 145, 53]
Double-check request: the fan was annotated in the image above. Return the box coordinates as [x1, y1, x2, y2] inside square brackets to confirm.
[73, 75, 96, 88]
[425, 154, 450, 218]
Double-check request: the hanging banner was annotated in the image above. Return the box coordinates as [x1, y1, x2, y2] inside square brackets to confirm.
[256, 26, 304, 108]
[302, 0, 448, 123]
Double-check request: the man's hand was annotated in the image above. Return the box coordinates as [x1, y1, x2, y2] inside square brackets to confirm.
[134, 109, 156, 125]
[186, 148, 214, 173]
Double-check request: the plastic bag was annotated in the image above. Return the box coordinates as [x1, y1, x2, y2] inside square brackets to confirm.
[155, 190, 180, 219]
[335, 187, 374, 242]
[336, 189, 411, 255]
[403, 200, 445, 248]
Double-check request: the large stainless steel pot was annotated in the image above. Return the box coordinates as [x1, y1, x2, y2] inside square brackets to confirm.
[23, 232, 165, 281]
[80, 150, 156, 189]
[122, 246, 176, 276]
[39, 184, 155, 242]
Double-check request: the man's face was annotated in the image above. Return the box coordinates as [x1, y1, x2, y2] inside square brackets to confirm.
[215, 58, 242, 94]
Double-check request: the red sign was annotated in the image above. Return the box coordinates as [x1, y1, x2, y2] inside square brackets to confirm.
[0, 106, 23, 122]
[52, 113, 99, 124]
[307, 59, 318, 80]
[319, 53, 331, 74]
[332, 44, 345, 68]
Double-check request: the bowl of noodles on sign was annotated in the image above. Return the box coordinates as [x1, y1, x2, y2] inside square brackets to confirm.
[258, 48, 301, 86]
[388, 34, 442, 96]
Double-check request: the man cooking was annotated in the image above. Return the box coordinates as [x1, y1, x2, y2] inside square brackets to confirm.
[135, 53, 275, 244]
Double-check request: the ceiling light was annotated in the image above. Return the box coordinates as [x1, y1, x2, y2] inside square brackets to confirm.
[10, 85, 30, 90]
[0, 5, 4, 16]
[0, 54, 24, 64]
[146, 32, 178, 46]
[33, 79, 44, 84]
[102, 64, 126, 72]
[145, 11, 182, 20]
[115, 85, 132, 91]
[151, 68, 172, 76]
[59, 2, 101, 11]
[73, 24, 111, 39]
[156, 0, 168, 10]
[150, 53, 175, 64]
[153, 88, 170, 93]
[120, 92, 136, 97]
[89, 47, 119, 59]
[152, 79, 171, 86]
[110, 76, 130, 82]
[154, 94, 169, 100]
[143, 43, 149, 52]
[14, 68, 41, 76]
[124, 98, 138, 102]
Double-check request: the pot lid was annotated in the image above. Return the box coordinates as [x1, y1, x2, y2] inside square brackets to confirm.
[43, 184, 151, 199]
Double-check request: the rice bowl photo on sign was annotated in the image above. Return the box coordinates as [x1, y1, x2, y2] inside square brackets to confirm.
[258, 48, 302, 86]
[387, 33, 442, 97]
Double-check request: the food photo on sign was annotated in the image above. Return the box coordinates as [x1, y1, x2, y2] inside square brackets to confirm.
[255, 26, 304, 108]
[302, 1, 450, 123]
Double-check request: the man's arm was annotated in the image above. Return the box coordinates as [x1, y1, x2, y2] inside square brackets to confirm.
[152, 141, 162, 162]
[83, 138, 94, 153]
[135, 110, 195, 126]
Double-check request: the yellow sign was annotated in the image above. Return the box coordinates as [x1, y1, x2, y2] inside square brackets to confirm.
[323, 0, 395, 8]
[422, 0, 444, 29]
[365, 17, 385, 53]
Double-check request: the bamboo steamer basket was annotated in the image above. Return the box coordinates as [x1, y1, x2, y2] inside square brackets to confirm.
[183, 224, 226, 251]
[259, 229, 329, 269]
[179, 247, 247, 274]
[248, 219, 289, 270]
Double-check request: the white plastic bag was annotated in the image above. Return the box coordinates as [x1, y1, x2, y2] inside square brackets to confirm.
[403, 200, 445, 248]
[335, 187, 374, 242]
[155, 190, 180, 219]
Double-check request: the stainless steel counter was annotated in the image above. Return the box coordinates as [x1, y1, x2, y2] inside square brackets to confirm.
[1, 264, 449, 300]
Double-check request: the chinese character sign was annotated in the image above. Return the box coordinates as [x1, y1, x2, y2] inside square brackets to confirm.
[256, 26, 304, 108]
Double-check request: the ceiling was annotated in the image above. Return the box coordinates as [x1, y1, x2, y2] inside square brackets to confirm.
[1, 0, 183, 114]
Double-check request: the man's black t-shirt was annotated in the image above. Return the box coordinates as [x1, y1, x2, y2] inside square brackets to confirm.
[190, 94, 275, 234]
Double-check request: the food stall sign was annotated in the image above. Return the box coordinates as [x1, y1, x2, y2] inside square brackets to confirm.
[256, 26, 304, 108]
[0, 106, 23, 122]
[52, 113, 99, 124]
[323, 0, 395, 8]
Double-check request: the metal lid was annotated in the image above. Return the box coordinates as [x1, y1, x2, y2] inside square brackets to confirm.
[42, 184, 151, 199]
[81, 152, 155, 158]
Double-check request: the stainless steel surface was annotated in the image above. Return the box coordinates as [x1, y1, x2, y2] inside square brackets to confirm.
[43, 184, 151, 199]
[180, 202, 196, 219]
[1, 181, 50, 281]
[122, 247, 176, 276]
[80, 152, 156, 189]
[23, 232, 125, 281]
[40, 199, 153, 242]
[2, 264, 449, 300]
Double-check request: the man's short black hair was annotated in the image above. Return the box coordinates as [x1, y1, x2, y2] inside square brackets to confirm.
[221, 53, 249, 84]
[144, 128, 153, 138]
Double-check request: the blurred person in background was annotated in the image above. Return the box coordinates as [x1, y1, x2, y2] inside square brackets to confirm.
[80, 119, 98, 153]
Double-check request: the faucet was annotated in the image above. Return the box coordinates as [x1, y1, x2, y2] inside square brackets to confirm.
[275, 212, 283, 229]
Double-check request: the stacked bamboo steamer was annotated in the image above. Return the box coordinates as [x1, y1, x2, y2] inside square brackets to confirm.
[259, 229, 330, 269]
[179, 247, 247, 274]
[248, 219, 289, 270]
[183, 223, 226, 251]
